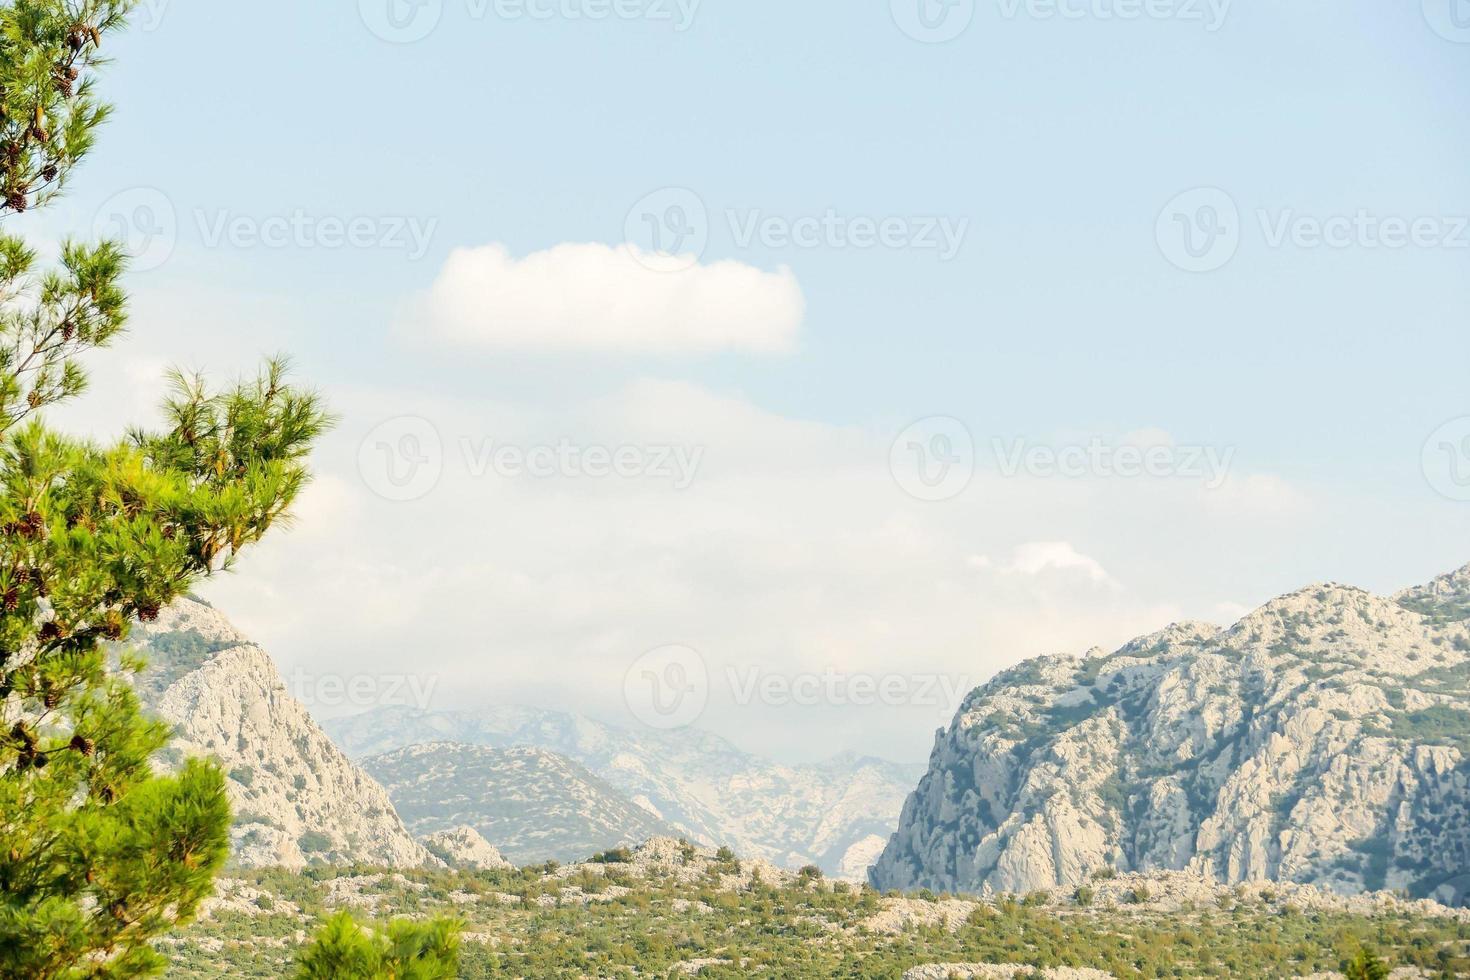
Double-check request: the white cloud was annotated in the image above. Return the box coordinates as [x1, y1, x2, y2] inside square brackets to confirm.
[411, 242, 804, 355]
[978, 541, 1120, 588]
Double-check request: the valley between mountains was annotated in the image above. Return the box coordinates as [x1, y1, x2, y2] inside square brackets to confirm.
[139, 565, 1470, 977]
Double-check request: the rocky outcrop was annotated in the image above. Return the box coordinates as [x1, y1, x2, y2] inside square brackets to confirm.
[328, 706, 922, 878]
[132, 598, 435, 870]
[871, 565, 1470, 905]
[420, 826, 513, 870]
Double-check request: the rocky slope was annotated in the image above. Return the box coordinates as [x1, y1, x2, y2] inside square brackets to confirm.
[131, 598, 434, 870]
[870, 565, 1470, 904]
[363, 743, 674, 865]
[420, 825, 513, 870]
[328, 705, 921, 878]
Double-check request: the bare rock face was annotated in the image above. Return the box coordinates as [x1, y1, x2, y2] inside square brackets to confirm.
[420, 826, 514, 870]
[133, 598, 435, 870]
[871, 565, 1470, 905]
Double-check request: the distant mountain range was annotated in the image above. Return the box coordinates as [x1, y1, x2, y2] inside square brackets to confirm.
[128, 598, 918, 877]
[327, 704, 924, 878]
[363, 742, 674, 865]
[871, 564, 1470, 907]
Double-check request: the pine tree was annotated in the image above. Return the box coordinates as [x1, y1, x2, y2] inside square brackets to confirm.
[1345, 945, 1391, 980]
[0, 2, 331, 976]
[293, 912, 461, 980]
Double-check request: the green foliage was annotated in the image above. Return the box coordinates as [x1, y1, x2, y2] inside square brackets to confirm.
[161, 862, 1470, 979]
[0, 3, 330, 976]
[293, 912, 461, 980]
[1344, 945, 1391, 980]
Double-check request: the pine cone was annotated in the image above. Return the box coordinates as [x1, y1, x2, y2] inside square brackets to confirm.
[41, 687, 59, 709]
[37, 621, 61, 642]
[26, 390, 41, 409]
[4, 190, 25, 213]
[42, 164, 57, 183]
[102, 611, 123, 640]
[69, 734, 94, 756]
[137, 603, 160, 623]
[53, 76, 72, 98]
[1, 589, 17, 612]
[19, 512, 43, 538]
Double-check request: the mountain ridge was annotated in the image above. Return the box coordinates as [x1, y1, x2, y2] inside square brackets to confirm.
[328, 703, 923, 878]
[870, 563, 1470, 905]
[131, 599, 436, 870]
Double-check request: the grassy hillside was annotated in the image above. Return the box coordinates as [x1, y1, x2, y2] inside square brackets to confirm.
[160, 843, 1470, 979]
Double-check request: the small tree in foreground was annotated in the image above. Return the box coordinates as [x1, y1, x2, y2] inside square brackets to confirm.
[0, 1, 331, 976]
[1344, 945, 1390, 980]
[293, 912, 461, 980]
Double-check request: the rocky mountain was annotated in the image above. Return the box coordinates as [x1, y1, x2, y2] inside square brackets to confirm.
[871, 565, 1470, 905]
[420, 825, 514, 870]
[363, 743, 673, 865]
[327, 705, 923, 878]
[130, 598, 434, 870]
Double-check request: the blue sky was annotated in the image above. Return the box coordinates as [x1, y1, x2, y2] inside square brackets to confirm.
[31, 0, 1470, 762]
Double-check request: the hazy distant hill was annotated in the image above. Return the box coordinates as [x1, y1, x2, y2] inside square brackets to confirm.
[329, 705, 923, 878]
[363, 742, 673, 865]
